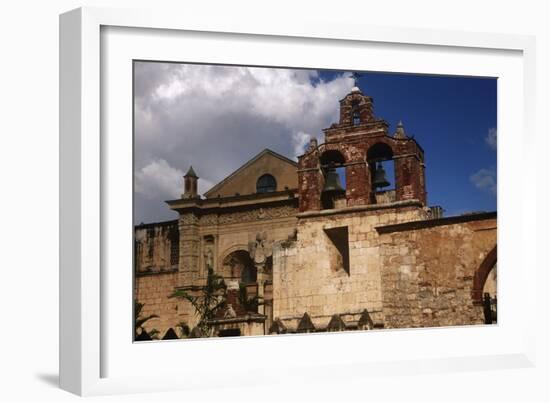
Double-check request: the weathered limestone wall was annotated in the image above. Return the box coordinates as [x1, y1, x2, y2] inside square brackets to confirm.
[211, 319, 266, 337]
[134, 272, 180, 337]
[377, 217, 496, 328]
[273, 205, 425, 330]
[135, 220, 178, 274]
[178, 214, 200, 287]
[135, 207, 497, 336]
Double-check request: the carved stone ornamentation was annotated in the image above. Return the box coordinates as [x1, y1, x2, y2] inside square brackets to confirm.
[203, 243, 214, 270]
[224, 304, 237, 318]
[217, 205, 296, 225]
[248, 232, 273, 265]
[200, 214, 219, 226]
[180, 213, 199, 225]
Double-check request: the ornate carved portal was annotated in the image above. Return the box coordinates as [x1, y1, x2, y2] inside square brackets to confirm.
[222, 250, 256, 284]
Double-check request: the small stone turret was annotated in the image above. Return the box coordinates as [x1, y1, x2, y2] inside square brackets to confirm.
[182, 165, 199, 198]
[394, 120, 407, 139]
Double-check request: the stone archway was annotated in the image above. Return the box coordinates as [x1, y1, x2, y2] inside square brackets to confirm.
[221, 249, 256, 284]
[472, 245, 497, 305]
[220, 249, 260, 316]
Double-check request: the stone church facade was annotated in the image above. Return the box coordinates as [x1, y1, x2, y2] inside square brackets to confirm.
[134, 85, 497, 340]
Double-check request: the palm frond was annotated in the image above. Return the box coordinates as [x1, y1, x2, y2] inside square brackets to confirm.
[169, 267, 228, 337]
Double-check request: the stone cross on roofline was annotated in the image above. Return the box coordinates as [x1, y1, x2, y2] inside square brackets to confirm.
[350, 72, 362, 88]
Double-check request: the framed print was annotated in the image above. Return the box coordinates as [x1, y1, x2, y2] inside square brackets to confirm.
[60, 7, 537, 396]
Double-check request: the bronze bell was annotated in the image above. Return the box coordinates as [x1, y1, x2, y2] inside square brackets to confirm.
[373, 162, 390, 188]
[323, 166, 345, 193]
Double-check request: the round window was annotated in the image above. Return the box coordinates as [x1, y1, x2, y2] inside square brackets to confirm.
[256, 174, 277, 193]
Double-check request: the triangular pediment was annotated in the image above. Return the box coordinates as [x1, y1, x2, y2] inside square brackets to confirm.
[204, 149, 298, 198]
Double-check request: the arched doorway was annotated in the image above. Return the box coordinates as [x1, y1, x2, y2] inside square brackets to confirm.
[221, 250, 256, 284]
[221, 249, 259, 315]
[472, 245, 497, 324]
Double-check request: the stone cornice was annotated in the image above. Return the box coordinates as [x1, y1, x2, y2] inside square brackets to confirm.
[376, 211, 497, 234]
[135, 268, 178, 277]
[206, 314, 267, 325]
[134, 219, 178, 229]
[166, 191, 298, 215]
[297, 199, 423, 219]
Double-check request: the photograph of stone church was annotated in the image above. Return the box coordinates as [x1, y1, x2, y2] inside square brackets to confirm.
[133, 63, 497, 341]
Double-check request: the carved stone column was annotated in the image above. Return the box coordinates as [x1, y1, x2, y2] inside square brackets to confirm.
[256, 263, 268, 315]
[178, 212, 200, 287]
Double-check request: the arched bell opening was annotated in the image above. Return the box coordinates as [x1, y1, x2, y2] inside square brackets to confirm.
[319, 150, 347, 210]
[367, 143, 396, 204]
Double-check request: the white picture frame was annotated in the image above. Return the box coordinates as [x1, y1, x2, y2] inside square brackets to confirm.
[60, 6, 537, 396]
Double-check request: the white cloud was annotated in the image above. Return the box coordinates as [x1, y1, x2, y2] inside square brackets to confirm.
[135, 159, 183, 200]
[134, 62, 353, 222]
[135, 158, 217, 199]
[485, 127, 497, 150]
[470, 168, 496, 195]
[291, 131, 312, 159]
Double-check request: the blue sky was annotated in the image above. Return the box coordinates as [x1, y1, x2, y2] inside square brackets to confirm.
[134, 63, 496, 223]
